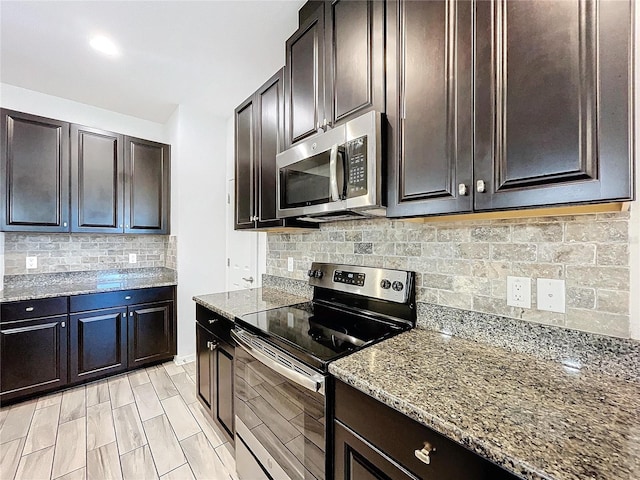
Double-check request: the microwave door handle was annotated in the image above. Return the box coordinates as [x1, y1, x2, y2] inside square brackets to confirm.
[329, 143, 341, 201]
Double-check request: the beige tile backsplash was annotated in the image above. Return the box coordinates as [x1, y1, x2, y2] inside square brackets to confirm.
[3, 233, 174, 275]
[266, 212, 632, 338]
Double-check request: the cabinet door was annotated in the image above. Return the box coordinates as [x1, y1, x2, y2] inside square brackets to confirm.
[128, 301, 174, 369]
[213, 341, 234, 442]
[235, 95, 256, 229]
[71, 125, 124, 233]
[256, 69, 285, 228]
[196, 322, 214, 414]
[334, 421, 412, 480]
[69, 307, 127, 383]
[285, 3, 325, 147]
[124, 137, 170, 234]
[325, 0, 384, 127]
[0, 109, 70, 232]
[0, 316, 68, 402]
[474, 0, 633, 210]
[386, 0, 473, 217]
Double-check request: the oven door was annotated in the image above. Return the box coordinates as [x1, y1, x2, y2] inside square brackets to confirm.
[232, 329, 327, 480]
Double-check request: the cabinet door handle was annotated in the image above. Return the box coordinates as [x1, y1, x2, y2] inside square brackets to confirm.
[242, 277, 254, 283]
[25, 307, 34, 312]
[210, 342, 218, 351]
[63, 222, 68, 227]
[61, 322, 66, 328]
[129, 312, 133, 317]
[458, 183, 468, 196]
[476, 179, 486, 193]
[208, 319, 218, 324]
[125, 296, 132, 300]
[414, 442, 435, 465]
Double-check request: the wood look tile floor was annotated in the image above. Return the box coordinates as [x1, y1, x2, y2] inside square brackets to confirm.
[0, 362, 238, 480]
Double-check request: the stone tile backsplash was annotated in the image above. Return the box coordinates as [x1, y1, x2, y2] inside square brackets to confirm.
[266, 212, 632, 338]
[3, 233, 171, 275]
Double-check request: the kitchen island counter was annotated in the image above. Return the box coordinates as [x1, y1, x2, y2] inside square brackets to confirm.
[193, 287, 309, 321]
[330, 328, 640, 480]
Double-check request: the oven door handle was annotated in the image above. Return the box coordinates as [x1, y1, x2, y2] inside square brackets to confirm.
[329, 143, 341, 202]
[231, 330, 325, 396]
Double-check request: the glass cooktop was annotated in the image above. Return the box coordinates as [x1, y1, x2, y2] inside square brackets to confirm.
[236, 302, 405, 370]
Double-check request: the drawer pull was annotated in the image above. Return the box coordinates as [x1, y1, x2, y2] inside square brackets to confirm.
[208, 319, 218, 324]
[124, 296, 132, 300]
[25, 307, 35, 312]
[414, 442, 435, 465]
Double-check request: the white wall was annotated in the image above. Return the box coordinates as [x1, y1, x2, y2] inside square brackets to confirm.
[0, 83, 167, 142]
[171, 104, 228, 360]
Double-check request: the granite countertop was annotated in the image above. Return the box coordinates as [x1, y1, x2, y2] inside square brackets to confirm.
[193, 287, 309, 321]
[329, 329, 640, 480]
[0, 268, 177, 303]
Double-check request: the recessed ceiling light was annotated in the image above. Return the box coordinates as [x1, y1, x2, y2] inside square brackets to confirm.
[90, 35, 119, 56]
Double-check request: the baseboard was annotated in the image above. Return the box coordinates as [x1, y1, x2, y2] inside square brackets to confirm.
[174, 353, 196, 365]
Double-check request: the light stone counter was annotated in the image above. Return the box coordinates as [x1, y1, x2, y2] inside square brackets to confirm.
[329, 328, 640, 480]
[193, 287, 309, 321]
[0, 268, 177, 303]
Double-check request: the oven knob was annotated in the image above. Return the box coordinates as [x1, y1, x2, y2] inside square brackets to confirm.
[308, 269, 314, 278]
[380, 279, 391, 289]
[314, 270, 324, 279]
[392, 281, 404, 292]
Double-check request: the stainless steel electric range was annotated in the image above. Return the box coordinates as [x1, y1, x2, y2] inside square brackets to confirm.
[232, 262, 417, 480]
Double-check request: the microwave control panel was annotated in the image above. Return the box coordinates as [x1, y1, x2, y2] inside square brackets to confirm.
[346, 136, 368, 198]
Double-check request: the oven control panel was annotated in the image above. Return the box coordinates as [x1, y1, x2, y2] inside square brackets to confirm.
[333, 270, 366, 287]
[308, 262, 414, 303]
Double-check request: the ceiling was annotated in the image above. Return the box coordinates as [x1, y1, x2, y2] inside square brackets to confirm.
[0, 0, 305, 123]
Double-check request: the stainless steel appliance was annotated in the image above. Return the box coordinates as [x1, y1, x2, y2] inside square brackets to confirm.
[232, 262, 416, 480]
[276, 111, 385, 222]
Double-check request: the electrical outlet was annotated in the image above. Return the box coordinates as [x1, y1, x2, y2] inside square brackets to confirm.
[129, 253, 137, 264]
[537, 278, 565, 313]
[506, 276, 531, 308]
[26, 256, 37, 269]
[287, 257, 294, 272]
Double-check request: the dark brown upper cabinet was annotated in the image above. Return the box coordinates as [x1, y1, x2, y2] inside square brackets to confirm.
[474, 0, 633, 210]
[235, 68, 317, 231]
[285, 3, 325, 147]
[1, 109, 70, 232]
[285, 1, 384, 148]
[71, 125, 124, 233]
[124, 137, 170, 234]
[387, 0, 633, 218]
[386, 0, 473, 218]
[324, 0, 385, 128]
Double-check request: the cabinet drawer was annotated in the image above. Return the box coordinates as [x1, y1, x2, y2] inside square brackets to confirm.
[70, 286, 174, 312]
[1, 297, 68, 322]
[334, 380, 518, 480]
[196, 304, 234, 341]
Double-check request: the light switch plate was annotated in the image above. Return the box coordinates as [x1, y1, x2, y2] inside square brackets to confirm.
[537, 278, 565, 313]
[506, 276, 531, 308]
[129, 253, 137, 264]
[26, 256, 37, 269]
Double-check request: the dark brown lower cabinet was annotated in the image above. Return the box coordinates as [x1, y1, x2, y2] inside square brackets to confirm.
[195, 305, 234, 443]
[128, 301, 174, 369]
[69, 307, 127, 383]
[334, 380, 519, 480]
[0, 316, 68, 402]
[0, 286, 176, 404]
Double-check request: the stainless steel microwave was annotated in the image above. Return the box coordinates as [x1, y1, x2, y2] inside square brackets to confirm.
[276, 111, 385, 222]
